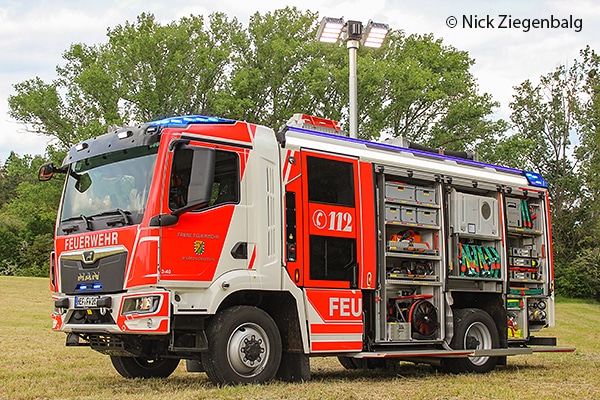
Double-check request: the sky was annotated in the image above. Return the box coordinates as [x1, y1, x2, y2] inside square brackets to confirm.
[1, 0, 599, 164]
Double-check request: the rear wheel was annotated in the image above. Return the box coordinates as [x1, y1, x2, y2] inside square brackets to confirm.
[442, 308, 500, 373]
[202, 306, 282, 385]
[338, 356, 360, 370]
[338, 356, 393, 370]
[110, 356, 180, 378]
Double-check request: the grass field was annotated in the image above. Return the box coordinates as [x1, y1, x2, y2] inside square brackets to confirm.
[1, 276, 598, 400]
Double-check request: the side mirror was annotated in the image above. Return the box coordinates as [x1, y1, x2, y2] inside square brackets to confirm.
[74, 172, 92, 193]
[38, 162, 56, 181]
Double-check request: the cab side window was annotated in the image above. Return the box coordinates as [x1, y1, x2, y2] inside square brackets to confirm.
[169, 149, 239, 212]
[209, 151, 239, 206]
[169, 149, 193, 210]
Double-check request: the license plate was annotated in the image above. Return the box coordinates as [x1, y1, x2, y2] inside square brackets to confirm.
[74, 296, 99, 308]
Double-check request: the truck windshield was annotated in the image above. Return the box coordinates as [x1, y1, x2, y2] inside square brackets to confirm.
[60, 146, 158, 226]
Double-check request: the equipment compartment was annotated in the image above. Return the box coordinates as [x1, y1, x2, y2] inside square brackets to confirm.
[447, 188, 503, 284]
[449, 189, 500, 239]
[456, 241, 501, 278]
[504, 193, 549, 293]
[377, 171, 444, 344]
[385, 287, 440, 341]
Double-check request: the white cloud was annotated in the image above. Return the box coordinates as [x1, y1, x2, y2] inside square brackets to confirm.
[1, 0, 599, 162]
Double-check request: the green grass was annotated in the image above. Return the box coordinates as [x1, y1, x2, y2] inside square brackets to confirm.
[1, 276, 599, 399]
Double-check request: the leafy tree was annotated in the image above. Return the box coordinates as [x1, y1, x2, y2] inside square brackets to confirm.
[358, 31, 506, 151]
[8, 8, 500, 152]
[555, 248, 600, 300]
[102, 12, 244, 121]
[9, 12, 244, 152]
[502, 50, 600, 300]
[1, 152, 35, 206]
[510, 65, 584, 257]
[0, 152, 63, 276]
[576, 46, 600, 246]
[224, 7, 347, 128]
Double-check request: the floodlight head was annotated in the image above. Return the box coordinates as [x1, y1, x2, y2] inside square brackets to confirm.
[316, 17, 345, 43]
[361, 20, 389, 48]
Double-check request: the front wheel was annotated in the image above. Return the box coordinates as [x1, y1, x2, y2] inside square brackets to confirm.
[202, 306, 282, 385]
[442, 308, 500, 373]
[110, 356, 180, 378]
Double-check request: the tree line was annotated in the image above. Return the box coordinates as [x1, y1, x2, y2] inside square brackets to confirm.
[1, 7, 599, 299]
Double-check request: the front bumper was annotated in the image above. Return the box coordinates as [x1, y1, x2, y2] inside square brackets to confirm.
[51, 290, 171, 334]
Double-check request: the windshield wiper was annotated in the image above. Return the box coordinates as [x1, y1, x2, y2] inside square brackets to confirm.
[61, 214, 92, 233]
[88, 209, 133, 227]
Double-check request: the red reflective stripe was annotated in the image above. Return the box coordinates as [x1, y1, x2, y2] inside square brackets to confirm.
[311, 341, 362, 352]
[248, 246, 256, 269]
[310, 323, 363, 334]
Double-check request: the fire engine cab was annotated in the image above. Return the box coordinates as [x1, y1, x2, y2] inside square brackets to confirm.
[39, 113, 571, 385]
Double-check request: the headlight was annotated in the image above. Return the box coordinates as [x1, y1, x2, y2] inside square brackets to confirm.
[122, 295, 160, 315]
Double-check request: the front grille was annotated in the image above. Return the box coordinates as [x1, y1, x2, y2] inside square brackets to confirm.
[60, 246, 127, 294]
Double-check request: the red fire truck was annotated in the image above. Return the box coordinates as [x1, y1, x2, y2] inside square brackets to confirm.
[39, 114, 571, 385]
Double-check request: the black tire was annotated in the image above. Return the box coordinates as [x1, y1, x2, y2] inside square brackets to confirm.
[338, 356, 390, 370]
[442, 308, 500, 374]
[110, 355, 180, 379]
[338, 356, 360, 369]
[201, 306, 282, 385]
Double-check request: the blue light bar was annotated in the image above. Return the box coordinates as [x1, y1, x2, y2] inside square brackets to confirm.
[148, 115, 235, 127]
[76, 283, 103, 291]
[525, 171, 548, 188]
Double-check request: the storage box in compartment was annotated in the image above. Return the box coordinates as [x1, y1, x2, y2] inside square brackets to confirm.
[387, 322, 411, 341]
[417, 209, 438, 226]
[385, 204, 401, 223]
[385, 182, 415, 203]
[401, 207, 416, 223]
[416, 187, 436, 204]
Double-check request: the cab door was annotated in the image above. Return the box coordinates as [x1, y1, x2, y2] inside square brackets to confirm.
[157, 140, 249, 285]
[302, 152, 359, 288]
[300, 150, 376, 352]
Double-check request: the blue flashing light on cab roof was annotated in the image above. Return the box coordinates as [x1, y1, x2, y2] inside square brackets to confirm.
[524, 171, 548, 188]
[149, 115, 235, 127]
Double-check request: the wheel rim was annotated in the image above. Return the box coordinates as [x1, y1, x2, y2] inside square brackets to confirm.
[227, 322, 270, 378]
[463, 321, 493, 366]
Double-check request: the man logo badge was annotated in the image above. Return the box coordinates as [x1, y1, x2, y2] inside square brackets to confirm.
[82, 250, 95, 264]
